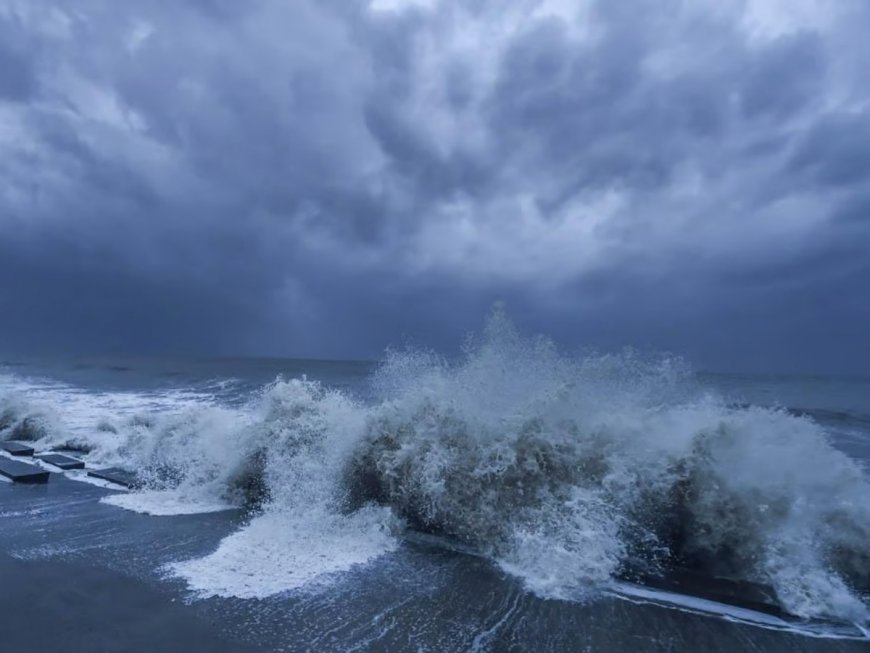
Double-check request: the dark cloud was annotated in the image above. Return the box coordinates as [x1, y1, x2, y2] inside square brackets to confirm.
[1, 0, 869, 373]
[0, 12, 38, 100]
[0, 48, 35, 100]
[790, 111, 870, 187]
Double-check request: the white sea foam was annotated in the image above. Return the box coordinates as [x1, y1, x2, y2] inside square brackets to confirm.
[102, 490, 233, 516]
[611, 583, 869, 640]
[0, 370, 218, 460]
[169, 507, 398, 599]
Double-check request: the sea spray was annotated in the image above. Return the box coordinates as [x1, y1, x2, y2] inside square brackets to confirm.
[2, 315, 869, 624]
[0, 377, 59, 442]
[168, 376, 398, 597]
[348, 312, 870, 621]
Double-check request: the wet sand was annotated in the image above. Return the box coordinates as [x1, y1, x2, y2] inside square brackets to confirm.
[0, 554, 257, 653]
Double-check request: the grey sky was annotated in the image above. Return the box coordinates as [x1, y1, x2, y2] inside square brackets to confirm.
[1, 0, 868, 373]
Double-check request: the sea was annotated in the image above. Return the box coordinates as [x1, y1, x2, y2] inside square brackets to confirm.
[1, 315, 869, 652]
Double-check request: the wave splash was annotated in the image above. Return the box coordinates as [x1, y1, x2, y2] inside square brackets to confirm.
[348, 313, 870, 623]
[2, 313, 869, 623]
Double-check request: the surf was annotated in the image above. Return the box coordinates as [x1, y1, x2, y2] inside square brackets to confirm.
[2, 311, 869, 630]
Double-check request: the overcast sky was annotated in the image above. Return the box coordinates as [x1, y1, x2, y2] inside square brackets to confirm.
[1, 0, 869, 373]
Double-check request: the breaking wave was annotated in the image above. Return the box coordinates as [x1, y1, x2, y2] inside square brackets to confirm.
[2, 312, 869, 624]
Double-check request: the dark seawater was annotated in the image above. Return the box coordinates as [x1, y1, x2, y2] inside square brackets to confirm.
[2, 326, 870, 651]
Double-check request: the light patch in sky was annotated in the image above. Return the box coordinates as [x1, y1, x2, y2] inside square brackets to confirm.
[58, 73, 146, 133]
[741, 0, 837, 39]
[381, 0, 598, 160]
[369, 0, 438, 14]
[126, 19, 154, 53]
[408, 189, 627, 285]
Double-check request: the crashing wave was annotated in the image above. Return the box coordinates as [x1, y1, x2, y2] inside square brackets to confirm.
[2, 314, 869, 624]
[345, 313, 870, 622]
[0, 385, 57, 442]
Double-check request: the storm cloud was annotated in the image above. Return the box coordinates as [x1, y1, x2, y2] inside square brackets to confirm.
[0, 0, 868, 372]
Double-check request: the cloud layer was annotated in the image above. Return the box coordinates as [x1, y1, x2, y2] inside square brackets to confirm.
[1, 0, 868, 372]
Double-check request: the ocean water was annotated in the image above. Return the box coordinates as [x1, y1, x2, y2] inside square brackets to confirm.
[2, 314, 870, 651]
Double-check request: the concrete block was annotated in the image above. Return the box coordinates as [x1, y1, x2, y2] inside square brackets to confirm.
[0, 458, 50, 483]
[36, 453, 86, 470]
[87, 468, 138, 489]
[1, 442, 35, 457]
